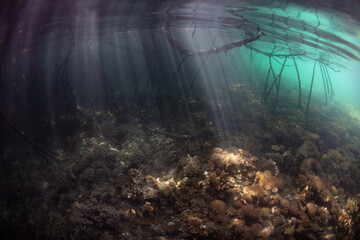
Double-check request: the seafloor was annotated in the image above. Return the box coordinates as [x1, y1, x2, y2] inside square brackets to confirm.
[1, 83, 360, 240]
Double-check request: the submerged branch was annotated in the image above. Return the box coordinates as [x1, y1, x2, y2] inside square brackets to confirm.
[167, 30, 264, 58]
[166, 29, 264, 81]
[291, 54, 302, 107]
[142, 124, 188, 139]
[306, 60, 317, 114]
[272, 57, 288, 111]
[246, 45, 306, 57]
[188, 55, 210, 92]
[0, 111, 58, 160]
[319, 62, 328, 106]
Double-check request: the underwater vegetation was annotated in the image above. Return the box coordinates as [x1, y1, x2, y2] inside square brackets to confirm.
[1, 83, 360, 239]
[0, 0, 360, 239]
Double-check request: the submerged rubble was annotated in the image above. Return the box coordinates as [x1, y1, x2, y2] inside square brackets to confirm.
[1, 85, 360, 240]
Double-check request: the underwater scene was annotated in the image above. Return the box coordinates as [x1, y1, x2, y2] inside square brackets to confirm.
[1, 0, 360, 239]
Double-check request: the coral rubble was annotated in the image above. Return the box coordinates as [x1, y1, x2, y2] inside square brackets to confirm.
[1, 84, 360, 239]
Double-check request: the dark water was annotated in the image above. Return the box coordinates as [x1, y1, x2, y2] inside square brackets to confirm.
[1, 0, 360, 239]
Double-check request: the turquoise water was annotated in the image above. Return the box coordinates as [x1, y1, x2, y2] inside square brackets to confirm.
[245, 3, 360, 111]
